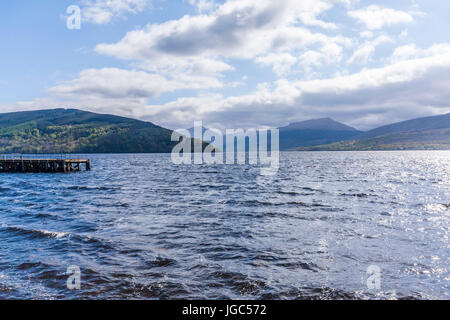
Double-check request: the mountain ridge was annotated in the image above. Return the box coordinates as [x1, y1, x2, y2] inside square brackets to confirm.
[1, 109, 449, 153]
[278, 118, 363, 150]
[187, 113, 450, 151]
[291, 113, 450, 151]
[356, 113, 450, 139]
[280, 118, 359, 132]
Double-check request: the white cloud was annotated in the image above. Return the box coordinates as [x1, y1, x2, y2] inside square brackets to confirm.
[188, 0, 216, 13]
[49, 68, 175, 99]
[95, 0, 352, 81]
[80, 0, 149, 24]
[138, 48, 450, 130]
[7, 48, 450, 130]
[348, 5, 414, 30]
[359, 31, 373, 39]
[391, 43, 450, 62]
[256, 53, 298, 76]
[295, 0, 338, 30]
[11, 0, 446, 133]
[399, 29, 408, 38]
[348, 35, 392, 65]
[299, 43, 344, 73]
[347, 45, 374, 65]
[96, 0, 349, 59]
[48, 67, 225, 103]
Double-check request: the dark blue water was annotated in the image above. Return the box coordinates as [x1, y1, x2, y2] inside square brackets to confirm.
[0, 152, 448, 299]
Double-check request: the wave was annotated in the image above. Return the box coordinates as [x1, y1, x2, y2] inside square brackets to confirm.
[0, 224, 69, 240]
[339, 193, 373, 198]
[423, 203, 450, 212]
[259, 286, 362, 300]
[67, 186, 122, 191]
[275, 261, 323, 272]
[222, 199, 331, 208]
[276, 190, 315, 196]
[143, 257, 177, 268]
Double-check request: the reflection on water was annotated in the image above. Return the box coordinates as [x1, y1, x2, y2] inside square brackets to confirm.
[0, 151, 449, 299]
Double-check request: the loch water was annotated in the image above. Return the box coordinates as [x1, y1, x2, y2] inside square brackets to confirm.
[0, 151, 449, 299]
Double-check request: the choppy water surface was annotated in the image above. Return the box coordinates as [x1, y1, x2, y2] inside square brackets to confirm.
[0, 151, 449, 299]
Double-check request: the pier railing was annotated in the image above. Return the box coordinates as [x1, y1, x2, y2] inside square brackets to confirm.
[0, 154, 85, 160]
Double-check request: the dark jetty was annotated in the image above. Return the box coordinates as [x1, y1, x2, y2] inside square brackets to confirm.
[0, 157, 91, 173]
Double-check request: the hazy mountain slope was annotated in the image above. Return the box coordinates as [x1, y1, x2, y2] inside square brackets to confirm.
[0, 108, 184, 153]
[357, 113, 450, 139]
[279, 118, 362, 150]
[281, 118, 358, 132]
[183, 119, 363, 151]
[293, 128, 450, 151]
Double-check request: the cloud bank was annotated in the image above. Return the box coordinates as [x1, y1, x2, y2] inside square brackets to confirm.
[4, 0, 450, 132]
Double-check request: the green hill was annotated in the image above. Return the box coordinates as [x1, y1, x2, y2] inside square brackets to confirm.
[0, 109, 186, 153]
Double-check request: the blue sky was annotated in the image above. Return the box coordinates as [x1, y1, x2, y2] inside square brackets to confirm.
[1, 0, 450, 130]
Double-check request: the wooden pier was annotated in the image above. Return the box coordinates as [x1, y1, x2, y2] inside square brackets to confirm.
[0, 158, 91, 173]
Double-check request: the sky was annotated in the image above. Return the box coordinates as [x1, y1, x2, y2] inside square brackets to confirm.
[1, 0, 450, 130]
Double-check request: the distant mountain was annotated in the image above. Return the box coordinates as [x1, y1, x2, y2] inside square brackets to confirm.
[180, 126, 222, 150]
[0, 108, 193, 153]
[293, 129, 450, 151]
[279, 118, 362, 150]
[293, 113, 450, 151]
[281, 118, 357, 132]
[357, 113, 450, 139]
[182, 119, 362, 151]
[184, 126, 269, 151]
